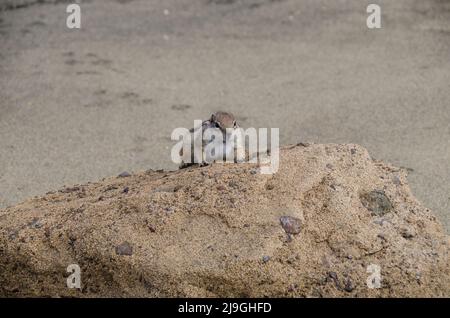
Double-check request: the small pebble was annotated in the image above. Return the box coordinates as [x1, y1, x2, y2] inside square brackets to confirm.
[280, 216, 302, 234]
[344, 278, 354, 292]
[123, 187, 129, 193]
[328, 271, 338, 281]
[360, 190, 393, 216]
[262, 256, 270, 263]
[287, 284, 298, 292]
[115, 241, 133, 256]
[118, 171, 131, 178]
[164, 207, 175, 214]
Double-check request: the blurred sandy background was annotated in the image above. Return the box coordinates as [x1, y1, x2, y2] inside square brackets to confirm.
[0, 0, 449, 231]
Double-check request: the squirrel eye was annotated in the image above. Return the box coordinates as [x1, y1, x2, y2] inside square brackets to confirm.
[214, 122, 220, 128]
[233, 121, 237, 128]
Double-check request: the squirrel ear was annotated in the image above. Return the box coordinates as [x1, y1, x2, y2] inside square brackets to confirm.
[210, 113, 216, 122]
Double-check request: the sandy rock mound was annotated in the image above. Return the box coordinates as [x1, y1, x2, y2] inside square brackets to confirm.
[0, 144, 449, 297]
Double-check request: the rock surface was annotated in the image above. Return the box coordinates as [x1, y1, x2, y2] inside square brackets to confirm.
[0, 144, 449, 297]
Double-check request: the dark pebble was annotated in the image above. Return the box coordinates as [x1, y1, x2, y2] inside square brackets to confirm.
[118, 171, 131, 178]
[115, 241, 133, 256]
[280, 216, 302, 234]
[262, 256, 270, 263]
[344, 278, 354, 292]
[327, 272, 342, 289]
[123, 187, 129, 193]
[328, 271, 338, 281]
[164, 207, 175, 214]
[360, 190, 393, 216]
